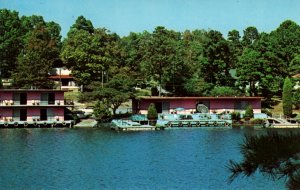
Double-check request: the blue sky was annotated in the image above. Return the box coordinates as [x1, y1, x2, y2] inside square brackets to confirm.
[1, 0, 300, 38]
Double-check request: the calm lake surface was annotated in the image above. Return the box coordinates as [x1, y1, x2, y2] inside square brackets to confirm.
[0, 127, 287, 190]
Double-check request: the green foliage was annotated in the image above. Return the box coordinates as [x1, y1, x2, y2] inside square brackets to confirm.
[2, 8, 300, 104]
[289, 55, 300, 76]
[147, 103, 158, 120]
[12, 22, 59, 88]
[0, 9, 23, 78]
[283, 77, 293, 116]
[293, 88, 300, 110]
[261, 108, 272, 116]
[93, 100, 111, 121]
[184, 77, 213, 96]
[62, 17, 120, 88]
[209, 86, 241, 97]
[69, 15, 94, 34]
[271, 20, 300, 64]
[242, 26, 259, 46]
[231, 112, 241, 121]
[91, 74, 135, 115]
[141, 26, 188, 95]
[249, 118, 264, 125]
[200, 30, 234, 86]
[228, 131, 300, 189]
[244, 105, 254, 119]
[236, 48, 263, 96]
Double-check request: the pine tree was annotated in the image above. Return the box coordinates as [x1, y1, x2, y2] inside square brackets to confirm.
[147, 103, 158, 120]
[283, 77, 293, 117]
[244, 105, 254, 119]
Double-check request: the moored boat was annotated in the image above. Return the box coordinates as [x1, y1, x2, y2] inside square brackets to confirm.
[111, 119, 159, 131]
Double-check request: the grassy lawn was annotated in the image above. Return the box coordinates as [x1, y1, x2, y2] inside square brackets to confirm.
[268, 97, 300, 117]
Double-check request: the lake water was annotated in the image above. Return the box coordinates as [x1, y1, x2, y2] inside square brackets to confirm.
[0, 127, 286, 190]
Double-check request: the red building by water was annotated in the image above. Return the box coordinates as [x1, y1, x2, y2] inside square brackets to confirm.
[132, 96, 262, 114]
[0, 89, 74, 127]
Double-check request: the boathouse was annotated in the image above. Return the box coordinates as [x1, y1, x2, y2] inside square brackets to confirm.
[132, 96, 262, 114]
[0, 89, 74, 127]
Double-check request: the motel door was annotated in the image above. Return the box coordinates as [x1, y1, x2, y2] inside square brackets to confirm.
[40, 108, 55, 121]
[13, 93, 27, 105]
[20, 109, 27, 121]
[154, 102, 163, 113]
[154, 102, 170, 114]
[41, 93, 55, 105]
[12, 109, 27, 121]
[40, 109, 47, 121]
[162, 102, 170, 114]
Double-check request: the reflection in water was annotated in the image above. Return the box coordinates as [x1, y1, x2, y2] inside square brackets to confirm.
[0, 127, 286, 189]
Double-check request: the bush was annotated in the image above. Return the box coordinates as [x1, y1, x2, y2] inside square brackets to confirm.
[293, 88, 300, 110]
[250, 118, 265, 125]
[93, 100, 111, 122]
[147, 103, 158, 120]
[231, 112, 241, 121]
[261, 108, 272, 117]
[244, 105, 254, 119]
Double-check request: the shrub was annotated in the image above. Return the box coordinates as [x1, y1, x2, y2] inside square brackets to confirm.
[261, 108, 272, 117]
[293, 88, 300, 110]
[231, 112, 241, 121]
[93, 100, 111, 121]
[250, 118, 265, 125]
[244, 105, 254, 119]
[147, 103, 158, 120]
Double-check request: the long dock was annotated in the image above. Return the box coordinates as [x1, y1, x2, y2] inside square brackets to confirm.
[0, 120, 74, 128]
[162, 119, 232, 128]
[135, 113, 233, 128]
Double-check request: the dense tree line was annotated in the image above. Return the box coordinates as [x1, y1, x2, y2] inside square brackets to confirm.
[1, 9, 300, 107]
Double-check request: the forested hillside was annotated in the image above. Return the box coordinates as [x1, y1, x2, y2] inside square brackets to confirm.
[1, 9, 299, 104]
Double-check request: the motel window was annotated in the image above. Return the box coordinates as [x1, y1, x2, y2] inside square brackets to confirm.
[41, 93, 55, 105]
[13, 93, 27, 105]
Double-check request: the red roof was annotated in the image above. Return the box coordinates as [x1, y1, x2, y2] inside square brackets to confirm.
[48, 75, 73, 79]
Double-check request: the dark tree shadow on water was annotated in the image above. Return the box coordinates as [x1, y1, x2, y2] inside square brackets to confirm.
[227, 131, 300, 190]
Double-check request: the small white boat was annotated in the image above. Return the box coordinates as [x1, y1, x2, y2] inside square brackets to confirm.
[111, 119, 158, 131]
[263, 118, 300, 128]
